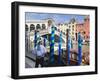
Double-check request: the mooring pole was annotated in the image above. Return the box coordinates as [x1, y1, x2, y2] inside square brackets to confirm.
[44, 36, 46, 47]
[58, 31, 62, 64]
[50, 26, 55, 64]
[78, 32, 83, 65]
[66, 29, 70, 65]
[34, 30, 37, 48]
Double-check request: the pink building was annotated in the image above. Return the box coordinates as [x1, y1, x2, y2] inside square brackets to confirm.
[76, 16, 90, 42]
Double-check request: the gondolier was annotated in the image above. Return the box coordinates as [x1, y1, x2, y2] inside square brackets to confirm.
[33, 41, 47, 68]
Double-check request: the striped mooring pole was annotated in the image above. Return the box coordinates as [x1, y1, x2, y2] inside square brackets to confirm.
[50, 26, 55, 64]
[37, 31, 40, 45]
[34, 30, 40, 48]
[78, 32, 83, 65]
[58, 31, 62, 64]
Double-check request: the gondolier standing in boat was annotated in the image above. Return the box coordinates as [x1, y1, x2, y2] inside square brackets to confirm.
[33, 40, 47, 68]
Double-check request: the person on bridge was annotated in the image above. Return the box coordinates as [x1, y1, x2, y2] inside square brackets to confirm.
[33, 41, 47, 68]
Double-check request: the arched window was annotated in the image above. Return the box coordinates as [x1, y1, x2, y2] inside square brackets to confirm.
[48, 20, 52, 26]
[30, 24, 35, 31]
[42, 24, 46, 30]
[63, 32, 65, 35]
[83, 31, 86, 34]
[54, 27, 57, 30]
[25, 24, 28, 31]
[62, 32, 65, 35]
[36, 24, 41, 30]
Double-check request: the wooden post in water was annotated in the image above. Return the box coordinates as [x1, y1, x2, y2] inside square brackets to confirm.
[66, 29, 70, 65]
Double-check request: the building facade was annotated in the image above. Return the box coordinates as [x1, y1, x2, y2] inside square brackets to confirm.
[68, 18, 77, 41]
[57, 23, 69, 35]
[76, 16, 90, 42]
[57, 18, 77, 41]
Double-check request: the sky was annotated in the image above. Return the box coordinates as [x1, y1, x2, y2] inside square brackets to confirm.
[25, 12, 89, 24]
